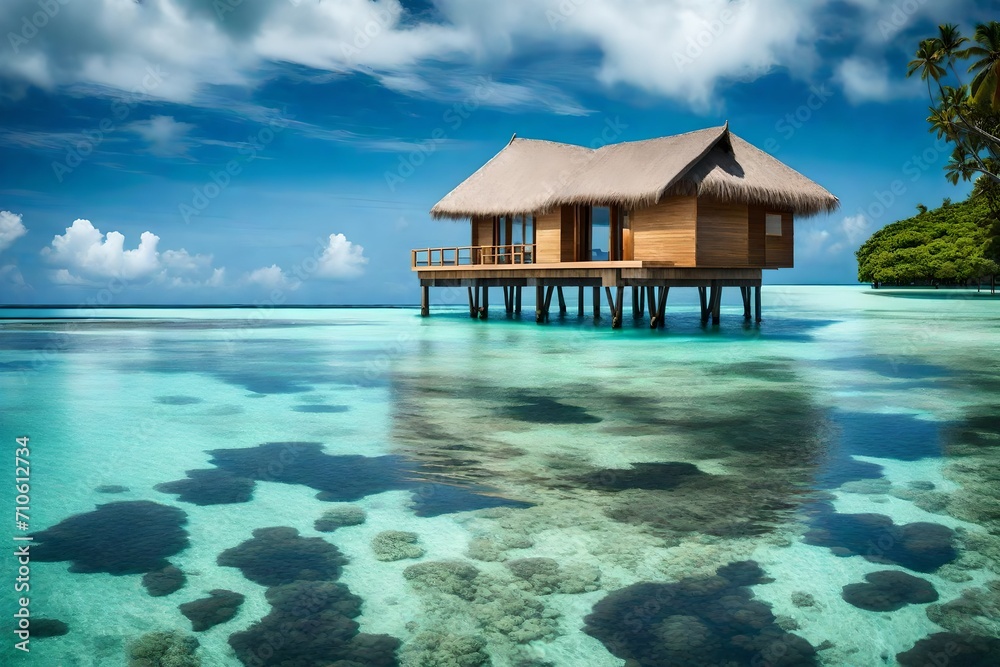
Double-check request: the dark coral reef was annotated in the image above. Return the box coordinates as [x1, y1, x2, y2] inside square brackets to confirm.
[583, 561, 817, 667]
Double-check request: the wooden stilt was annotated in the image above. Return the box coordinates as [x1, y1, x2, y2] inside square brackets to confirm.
[656, 285, 668, 328]
[754, 285, 762, 323]
[699, 286, 709, 324]
[593, 286, 601, 319]
[515, 286, 522, 314]
[543, 286, 555, 322]
[557, 287, 567, 315]
[420, 285, 429, 317]
[605, 287, 619, 329]
[631, 287, 640, 319]
[535, 286, 545, 323]
[639, 287, 646, 316]
[469, 286, 478, 318]
[741, 287, 751, 320]
[711, 283, 722, 325]
[577, 286, 585, 317]
[646, 286, 656, 327]
[480, 286, 489, 320]
[608, 285, 625, 329]
[502, 287, 511, 313]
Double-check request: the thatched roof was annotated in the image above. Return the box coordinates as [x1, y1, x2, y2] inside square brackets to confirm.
[431, 125, 839, 219]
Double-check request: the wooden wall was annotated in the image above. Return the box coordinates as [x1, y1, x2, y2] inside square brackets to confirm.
[472, 217, 494, 247]
[470, 201, 793, 268]
[631, 196, 697, 266]
[748, 206, 766, 266]
[535, 210, 562, 264]
[696, 199, 749, 267]
[560, 206, 576, 261]
[765, 211, 794, 268]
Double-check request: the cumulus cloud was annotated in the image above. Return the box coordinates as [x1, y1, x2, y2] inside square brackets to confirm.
[244, 265, 301, 291]
[44, 219, 161, 280]
[42, 218, 220, 286]
[126, 115, 196, 156]
[0, 210, 27, 252]
[316, 233, 368, 279]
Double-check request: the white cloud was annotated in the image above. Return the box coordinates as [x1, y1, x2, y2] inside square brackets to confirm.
[166, 266, 226, 290]
[834, 57, 921, 104]
[316, 233, 368, 279]
[554, 0, 817, 110]
[44, 219, 161, 280]
[244, 264, 301, 291]
[840, 213, 870, 245]
[42, 218, 220, 286]
[800, 214, 871, 258]
[50, 268, 92, 286]
[0, 210, 27, 252]
[6, 0, 989, 113]
[126, 115, 196, 156]
[0, 0, 891, 113]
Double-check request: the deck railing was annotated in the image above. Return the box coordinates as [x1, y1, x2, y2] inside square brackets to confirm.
[412, 244, 536, 268]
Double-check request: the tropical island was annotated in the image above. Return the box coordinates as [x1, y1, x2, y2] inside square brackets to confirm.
[856, 192, 998, 288]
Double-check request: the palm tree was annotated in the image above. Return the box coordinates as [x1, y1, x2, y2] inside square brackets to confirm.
[964, 21, 1000, 109]
[908, 38, 946, 102]
[937, 23, 969, 81]
[945, 145, 978, 185]
[910, 23, 1000, 187]
[928, 105, 958, 141]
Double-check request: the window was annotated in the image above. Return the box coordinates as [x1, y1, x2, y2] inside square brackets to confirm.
[591, 206, 611, 260]
[766, 213, 783, 236]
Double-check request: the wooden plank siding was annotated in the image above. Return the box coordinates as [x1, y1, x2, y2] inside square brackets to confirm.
[748, 206, 766, 266]
[765, 211, 794, 268]
[535, 210, 562, 264]
[695, 199, 749, 267]
[560, 205, 577, 261]
[465, 200, 792, 268]
[631, 196, 697, 266]
[472, 216, 494, 247]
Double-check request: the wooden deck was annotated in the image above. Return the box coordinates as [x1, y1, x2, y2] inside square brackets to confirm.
[415, 263, 764, 328]
[415, 263, 763, 287]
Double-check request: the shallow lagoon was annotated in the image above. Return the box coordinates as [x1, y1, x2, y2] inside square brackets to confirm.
[1, 286, 999, 666]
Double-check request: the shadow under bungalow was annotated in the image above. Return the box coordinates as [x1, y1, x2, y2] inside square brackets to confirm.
[414, 123, 839, 328]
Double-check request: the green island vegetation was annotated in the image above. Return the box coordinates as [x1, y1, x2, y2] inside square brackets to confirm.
[857, 21, 1000, 288]
[856, 193, 998, 287]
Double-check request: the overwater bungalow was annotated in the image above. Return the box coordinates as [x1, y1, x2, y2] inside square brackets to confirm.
[414, 123, 839, 327]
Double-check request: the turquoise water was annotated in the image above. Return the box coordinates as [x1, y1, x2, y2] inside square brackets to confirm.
[1, 285, 999, 666]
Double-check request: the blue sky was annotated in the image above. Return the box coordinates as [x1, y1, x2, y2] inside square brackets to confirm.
[0, 0, 993, 305]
